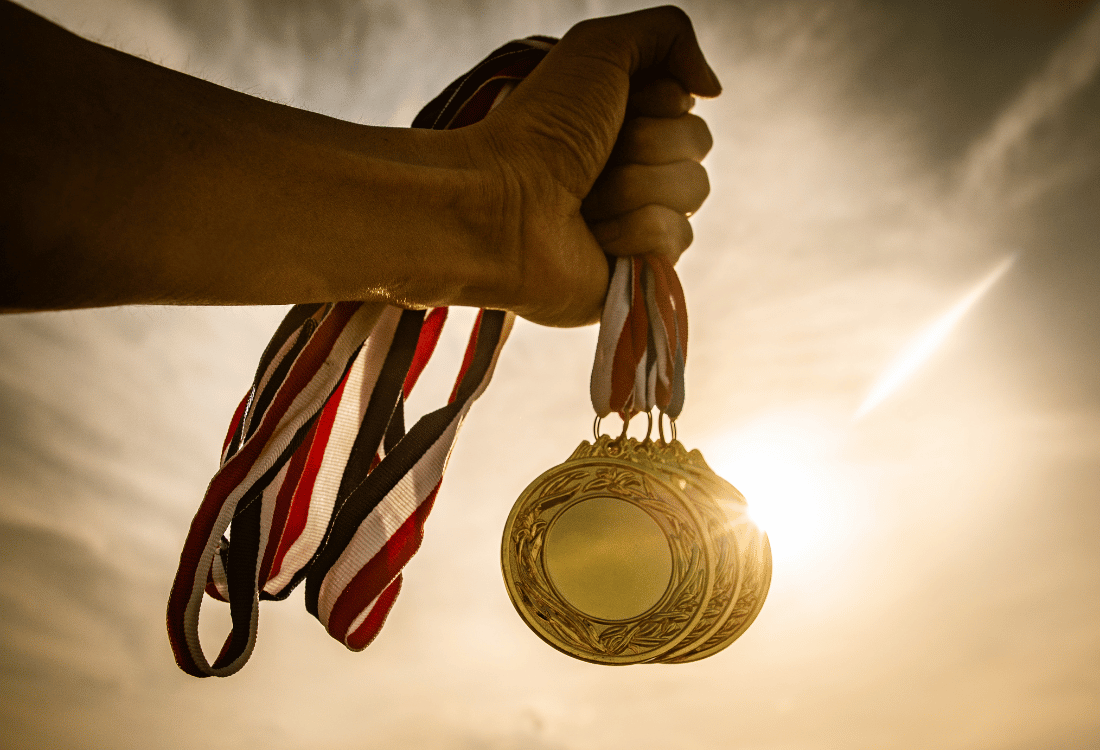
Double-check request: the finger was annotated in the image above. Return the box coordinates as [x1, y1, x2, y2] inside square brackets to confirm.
[493, 7, 719, 200]
[589, 205, 693, 261]
[567, 6, 722, 98]
[628, 76, 694, 118]
[582, 160, 710, 222]
[610, 113, 713, 166]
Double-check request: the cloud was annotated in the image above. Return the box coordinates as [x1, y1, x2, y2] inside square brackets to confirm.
[959, 2, 1100, 203]
[3, 2, 1099, 749]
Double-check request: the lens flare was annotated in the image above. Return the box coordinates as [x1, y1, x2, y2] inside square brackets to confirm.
[707, 413, 847, 576]
[853, 255, 1017, 420]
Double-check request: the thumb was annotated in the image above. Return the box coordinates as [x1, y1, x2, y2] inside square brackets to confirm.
[563, 5, 721, 98]
[498, 7, 719, 197]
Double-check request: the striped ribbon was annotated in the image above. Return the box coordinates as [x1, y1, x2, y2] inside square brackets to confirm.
[168, 37, 554, 677]
[590, 253, 688, 420]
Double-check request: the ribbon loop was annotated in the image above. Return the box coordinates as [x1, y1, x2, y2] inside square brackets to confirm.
[168, 37, 553, 678]
[591, 254, 689, 421]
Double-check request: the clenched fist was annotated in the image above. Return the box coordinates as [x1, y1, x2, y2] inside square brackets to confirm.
[458, 7, 719, 326]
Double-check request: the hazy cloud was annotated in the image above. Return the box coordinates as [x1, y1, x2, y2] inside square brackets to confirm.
[4, 1, 1099, 748]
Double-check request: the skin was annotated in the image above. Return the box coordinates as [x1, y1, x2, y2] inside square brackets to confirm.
[0, 1, 717, 327]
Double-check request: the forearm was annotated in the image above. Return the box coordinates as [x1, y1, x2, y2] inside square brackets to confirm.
[0, 1, 501, 311]
[2, 2, 721, 327]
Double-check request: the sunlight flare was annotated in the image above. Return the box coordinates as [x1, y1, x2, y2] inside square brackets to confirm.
[854, 255, 1017, 420]
[707, 413, 850, 576]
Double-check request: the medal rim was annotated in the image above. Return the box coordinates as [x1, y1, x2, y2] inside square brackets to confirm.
[655, 457, 773, 662]
[655, 459, 766, 661]
[657, 460, 747, 661]
[664, 532, 773, 663]
[501, 438, 716, 665]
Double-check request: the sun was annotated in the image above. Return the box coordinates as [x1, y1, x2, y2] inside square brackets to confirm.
[704, 412, 848, 577]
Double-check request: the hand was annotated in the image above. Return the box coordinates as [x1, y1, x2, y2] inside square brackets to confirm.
[464, 6, 719, 327]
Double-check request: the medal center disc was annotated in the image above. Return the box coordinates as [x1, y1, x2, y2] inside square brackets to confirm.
[544, 497, 672, 621]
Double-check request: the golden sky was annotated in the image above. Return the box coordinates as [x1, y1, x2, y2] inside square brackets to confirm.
[1, 0, 1098, 748]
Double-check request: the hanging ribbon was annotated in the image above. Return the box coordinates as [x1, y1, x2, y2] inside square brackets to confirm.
[167, 37, 555, 677]
[590, 253, 688, 421]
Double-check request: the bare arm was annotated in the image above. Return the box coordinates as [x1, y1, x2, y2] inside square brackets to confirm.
[0, 1, 718, 326]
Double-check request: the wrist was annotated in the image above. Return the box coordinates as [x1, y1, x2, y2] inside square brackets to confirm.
[285, 122, 514, 311]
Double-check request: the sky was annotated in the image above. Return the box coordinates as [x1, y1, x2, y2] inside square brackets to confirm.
[1, 0, 1098, 748]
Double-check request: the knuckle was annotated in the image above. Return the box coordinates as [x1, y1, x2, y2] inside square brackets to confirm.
[662, 214, 692, 262]
[678, 214, 694, 250]
[630, 118, 662, 157]
[568, 17, 601, 37]
[678, 161, 709, 210]
[686, 114, 713, 157]
[656, 209, 686, 248]
[664, 159, 708, 210]
[637, 204, 670, 234]
[621, 204, 692, 258]
[622, 115, 709, 165]
[653, 5, 692, 27]
[619, 163, 650, 202]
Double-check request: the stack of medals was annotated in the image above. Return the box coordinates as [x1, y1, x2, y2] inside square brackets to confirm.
[502, 254, 772, 664]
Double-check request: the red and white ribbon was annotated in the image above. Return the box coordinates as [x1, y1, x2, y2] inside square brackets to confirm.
[168, 37, 553, 677]
[591, 253, 688, 420]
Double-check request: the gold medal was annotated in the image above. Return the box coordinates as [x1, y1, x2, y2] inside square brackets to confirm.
[501, 429, 771, 665]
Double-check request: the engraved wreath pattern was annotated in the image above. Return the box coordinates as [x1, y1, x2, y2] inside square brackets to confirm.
[503, 437, 771, 664]
[668, 504, 738, 656]
[506, 443, 712, 662]
[664, 465, 753, 661]
[669, 529, 773, 663]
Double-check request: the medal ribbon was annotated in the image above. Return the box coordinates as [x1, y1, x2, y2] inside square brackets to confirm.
[167, 37, 554, 677]
[591, 253, 688, 420]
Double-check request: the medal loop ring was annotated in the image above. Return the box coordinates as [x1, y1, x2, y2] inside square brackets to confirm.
[594, 411, 659, 443]
[605, 410, 654, 443]
[657, 411, 677, 444]
[617, 413, 631, 441]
